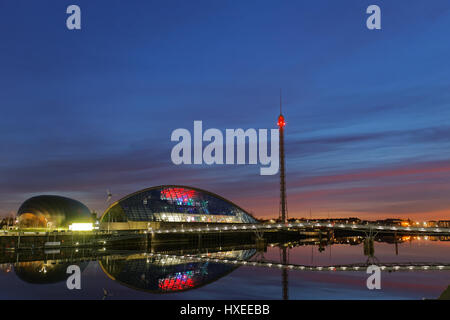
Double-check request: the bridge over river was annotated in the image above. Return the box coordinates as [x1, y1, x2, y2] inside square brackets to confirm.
[151, 221, 450, 236]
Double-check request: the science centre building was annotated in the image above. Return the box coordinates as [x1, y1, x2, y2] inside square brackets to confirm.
[100, 185, 257, 230]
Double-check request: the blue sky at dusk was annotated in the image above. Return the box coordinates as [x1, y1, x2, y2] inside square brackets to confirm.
[1, 1, 450, 219]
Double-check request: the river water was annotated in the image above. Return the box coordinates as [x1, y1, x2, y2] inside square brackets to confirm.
[0, 237, 449, 299]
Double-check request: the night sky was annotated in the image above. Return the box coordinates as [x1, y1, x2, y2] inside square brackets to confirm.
[1, 1, 450, 220]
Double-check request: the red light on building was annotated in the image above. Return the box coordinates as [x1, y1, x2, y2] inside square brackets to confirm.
[277, 115, 286, 128]
[161, 187, 196, 204]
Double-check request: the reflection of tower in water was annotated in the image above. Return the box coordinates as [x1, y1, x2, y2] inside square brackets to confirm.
[281, 246, 288, 300]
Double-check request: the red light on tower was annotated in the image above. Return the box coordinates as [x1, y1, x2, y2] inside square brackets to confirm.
[277, 115, 286, 128]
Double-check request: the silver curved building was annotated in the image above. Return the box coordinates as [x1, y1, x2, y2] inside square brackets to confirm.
[101, 185, 257, 226]
[17, 195, 93, 228]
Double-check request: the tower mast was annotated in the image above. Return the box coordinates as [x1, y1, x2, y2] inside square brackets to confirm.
[277, 90, 287, 223]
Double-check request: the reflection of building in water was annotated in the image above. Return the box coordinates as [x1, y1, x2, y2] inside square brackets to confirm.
[99, 249, 256, 293]
[158, 267, 206, 292]
[0, 264, 12, 273]
[14, 261, 87, 284]
[100, 185, 257, 230]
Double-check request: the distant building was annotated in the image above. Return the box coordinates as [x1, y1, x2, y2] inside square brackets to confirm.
[376, 219, 403, 226]
[0, 216, 15, 230]
[327, 218, 361, 224]
[438, 220, 450, 228]
[428, 220, 438, 227]
[100, 185, 258, 230]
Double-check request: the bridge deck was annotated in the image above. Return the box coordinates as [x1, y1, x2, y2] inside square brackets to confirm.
[151, 222, 450, 235]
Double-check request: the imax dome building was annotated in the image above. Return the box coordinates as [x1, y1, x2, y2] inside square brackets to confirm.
[101, 185, 257, 229]
[17, 195, 93, 229]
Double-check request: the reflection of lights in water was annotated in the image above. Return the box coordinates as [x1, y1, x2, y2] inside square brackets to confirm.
[39, 265, 47, 274]
[15, 261, 87, 284]
[158, 270, 198, 292]
[0, 264, 12, 273]
[100, 249, 256, 294]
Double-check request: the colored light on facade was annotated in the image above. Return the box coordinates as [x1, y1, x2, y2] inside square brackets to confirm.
[161, 187, 196, 205]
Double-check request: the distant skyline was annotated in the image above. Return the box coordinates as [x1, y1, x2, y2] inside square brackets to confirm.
[1, 1, 450, 220]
